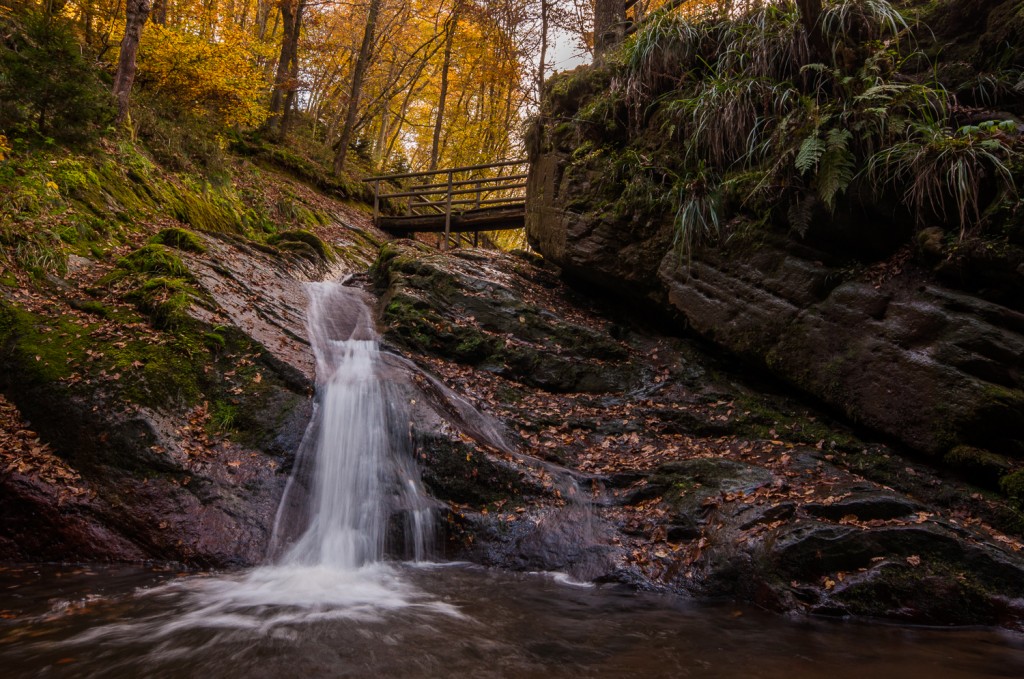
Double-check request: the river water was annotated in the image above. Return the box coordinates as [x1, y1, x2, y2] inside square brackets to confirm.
[2, 562, 1024, 678]
[2, 281, 1024, 677]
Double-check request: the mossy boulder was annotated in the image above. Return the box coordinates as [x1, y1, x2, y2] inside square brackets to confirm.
[268, 229, 335, 263]
[149, 227, 207, 254]
[417, 436, 529, 506]
[1000, 469, 1024, 508]
[374, 243, 637, 393]
[944, 445, 1013, 489]
[99, 243, 209, 330]
[774, 520, 1024, 625]
[109, 243, 194, 280]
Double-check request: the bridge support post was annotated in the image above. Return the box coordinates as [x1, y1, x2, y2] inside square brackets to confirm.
[373, 179, 380, 226]
[443, 170, 453, 251]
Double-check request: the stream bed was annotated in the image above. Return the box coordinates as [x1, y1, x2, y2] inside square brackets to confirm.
[2, 562, 1023, 678]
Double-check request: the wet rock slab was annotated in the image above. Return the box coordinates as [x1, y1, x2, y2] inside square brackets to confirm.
[380, 245, 1024, 630]
[0, 227, 371, 567]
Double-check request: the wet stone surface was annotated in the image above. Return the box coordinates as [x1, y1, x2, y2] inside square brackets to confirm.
[374, 242, 1024, 630]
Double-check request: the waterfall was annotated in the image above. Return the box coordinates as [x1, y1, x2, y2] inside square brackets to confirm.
[270, 281, 434, 568]
[54, 282, 460, 652]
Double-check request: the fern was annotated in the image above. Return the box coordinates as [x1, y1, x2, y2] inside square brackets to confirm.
[796, 135, 826, 175]
[868, 121, 1016, 238]
[817, 128, 856, 210]
[788, 195, 816, 238]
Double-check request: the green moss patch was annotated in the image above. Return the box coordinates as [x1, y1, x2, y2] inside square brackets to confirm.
[833, 560, 999, 626]
[944, 445, 1012, 489]
[268, 229, 335, 263]
[1000, 470, 1024, 508]
[149, 227, 207, 254]
[108, 244, 193, 281]
[99, 244, 208, 330]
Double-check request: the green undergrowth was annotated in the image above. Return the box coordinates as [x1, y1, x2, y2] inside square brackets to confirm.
[0, 125, 374, 283]
[0, 299, 204, 408]
[0, 142, 277, 278]
[98, 242, 209, 330]
[232, 135, 375, 205]
[539, 0, 1024, 261]
[0, 298, 301, 453]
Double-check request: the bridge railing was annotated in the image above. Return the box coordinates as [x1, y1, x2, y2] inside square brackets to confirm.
[363, 159, 528, 248]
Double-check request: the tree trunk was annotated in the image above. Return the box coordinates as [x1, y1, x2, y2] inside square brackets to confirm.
[256, 0, 271, 40]
[151, 0, 167, 25]
[113, 0, 152, 123]
[266, 0, 303, 140]
[796, 0, 826, 58]
[279, 0, 306, 139]
[593, 0, 625, 60]
[538, 0, 549, 96]
[429, 6, 460, 172]
[333, 0, 383, 174]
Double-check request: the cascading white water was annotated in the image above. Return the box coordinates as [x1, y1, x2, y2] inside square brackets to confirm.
[271, 281, 434, 568]
[58, 282, 453, 650]
[50, 278, 542, 662]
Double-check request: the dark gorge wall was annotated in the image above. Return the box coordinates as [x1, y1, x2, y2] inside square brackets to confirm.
[525, 0, 1024, 474]
[529, 150, 1024, 460]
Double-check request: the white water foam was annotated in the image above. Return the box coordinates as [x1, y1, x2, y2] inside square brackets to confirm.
[62, 282, 452, 648]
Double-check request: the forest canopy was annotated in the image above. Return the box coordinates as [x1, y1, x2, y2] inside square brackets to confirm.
[0, 0, 622, 174]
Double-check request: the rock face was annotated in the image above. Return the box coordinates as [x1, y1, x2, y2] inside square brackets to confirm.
[657, 244, 1024, 458]
[526, 152, 673, 294]
[373, 242, 638, 393]
[523, 0, 1024, 477]
[370, 244, 1024, 629]
[5, 222, 1024, 627]
[525, 104, 1024, 471]
[0, 230, 365, 566]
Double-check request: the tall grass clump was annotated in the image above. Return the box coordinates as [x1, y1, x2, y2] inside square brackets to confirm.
[868, 121, 1016, 237]
[577, 0, 1019, 259]
[618, 11, 718, 114]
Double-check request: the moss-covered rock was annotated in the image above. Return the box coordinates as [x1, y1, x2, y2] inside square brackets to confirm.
[268, 229, 335, 263]
[149, 227, 207, 254]
[1000, 469, 1024, 507]
[110, 243, 193, 280]
[373, 243, 637, 393]
[417, 436, 528, 506]
[945, 445, 1013, 489]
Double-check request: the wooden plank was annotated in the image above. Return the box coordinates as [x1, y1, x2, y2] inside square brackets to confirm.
[367, 159, 530, 239]
[379, 204, 525, 234]
[396, 196, 523, 210]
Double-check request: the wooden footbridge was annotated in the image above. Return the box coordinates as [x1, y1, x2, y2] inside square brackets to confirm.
[364, 159, 527, 248]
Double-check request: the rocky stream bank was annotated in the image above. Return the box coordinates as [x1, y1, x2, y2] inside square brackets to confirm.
[3, 204, 1024, 629]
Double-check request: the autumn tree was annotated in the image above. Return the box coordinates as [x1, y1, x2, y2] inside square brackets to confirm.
[266, 0, 306, 140]
[430, 1, 462, 171]
[334, 0, 383, 174]
[113, 0, 152, 122]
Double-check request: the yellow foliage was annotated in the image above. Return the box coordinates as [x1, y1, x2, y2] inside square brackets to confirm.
[137, 25, 269, 128]
[0, 135, 10, 162]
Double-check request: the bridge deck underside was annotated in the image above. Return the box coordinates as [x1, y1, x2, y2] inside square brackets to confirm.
[379, 204, 525, 234]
